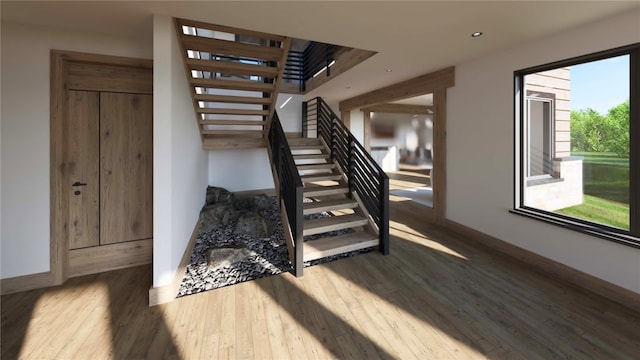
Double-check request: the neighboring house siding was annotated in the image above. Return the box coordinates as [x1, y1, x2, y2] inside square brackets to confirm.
[525, 68, 571, 158]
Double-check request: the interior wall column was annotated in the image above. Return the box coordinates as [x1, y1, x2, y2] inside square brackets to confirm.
[433, 87, 447, 225]
[363, 111, 371, 151]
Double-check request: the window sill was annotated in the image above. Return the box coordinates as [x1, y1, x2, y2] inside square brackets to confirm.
[526, 177, 564, 187]
[509, 208, 640, 249]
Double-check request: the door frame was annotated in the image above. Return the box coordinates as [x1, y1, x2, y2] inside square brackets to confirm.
[50, 50, 153, 285]
[338, 67, 455, 225]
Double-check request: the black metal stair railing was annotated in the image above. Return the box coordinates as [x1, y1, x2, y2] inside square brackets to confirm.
[304, 97, 390, 255]
[267, 111, 304, 276]
[281, 41, 337, 93]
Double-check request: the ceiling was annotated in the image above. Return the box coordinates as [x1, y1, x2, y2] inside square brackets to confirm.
[3, 1, 638, 104]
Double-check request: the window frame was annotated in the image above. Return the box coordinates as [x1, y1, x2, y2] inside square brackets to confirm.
[525, 91, 556, 180]
[513, 43, 640, 248]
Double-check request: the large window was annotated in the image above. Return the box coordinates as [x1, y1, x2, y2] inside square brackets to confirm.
[514, 44, 639, 247]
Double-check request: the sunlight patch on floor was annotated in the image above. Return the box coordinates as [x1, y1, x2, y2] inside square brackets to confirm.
[23, 282, 112, 359]
[390, 220, 468, 260]
[320, 263, 483, 359]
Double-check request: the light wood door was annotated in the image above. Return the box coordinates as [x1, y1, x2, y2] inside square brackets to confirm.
[52, 51, 153, 282]
[100, 92, 153, 244]
[66, 90, 100, 249]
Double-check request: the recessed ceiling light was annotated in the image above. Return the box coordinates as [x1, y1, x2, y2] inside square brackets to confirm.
[471, 31, 483, 38]
[386, 69, 393, 72]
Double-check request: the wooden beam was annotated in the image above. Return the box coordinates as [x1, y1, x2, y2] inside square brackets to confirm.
[340, 110, 351, 129]
[339, 66, 455, 111]
[360, 103, 433, 114]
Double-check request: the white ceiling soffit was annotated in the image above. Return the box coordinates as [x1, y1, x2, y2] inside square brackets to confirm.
[2, 1, 638, 103]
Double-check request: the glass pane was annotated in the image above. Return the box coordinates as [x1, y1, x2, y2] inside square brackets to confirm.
[523, 55, 630, 230]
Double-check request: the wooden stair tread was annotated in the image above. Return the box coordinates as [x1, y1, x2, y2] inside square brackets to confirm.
[176, 18, 286, 43]
[190, 78, 275, 92]
[194, 94, 271, 105]
[201, 130, 263, 137]
[303, 214, 369, 236]
[290, 144, 325, 151]
[287, 138, 322, 146]
[300, 173, 342, 183]
[297, 163, 335, 171]
[303, 184, 348, 197]
[303, 198, 358, 215]
[180, 35, 284, 62]
[199, 119, 265, 126]
[186, 58, 279, 78]
[293, 153, 330, 160]
[196, 108, 269, 116]
[303, 232, 378, 262]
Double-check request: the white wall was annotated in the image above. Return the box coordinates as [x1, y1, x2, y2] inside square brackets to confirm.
[208, 149, 274, 191]
[276, 93, 304, 134]
[206, 94, 302, 192]
[447, 9, 640, 293]
[349, 110, 365, 144]
[153, 15, 209, 288]
[0, 22, 152, 279]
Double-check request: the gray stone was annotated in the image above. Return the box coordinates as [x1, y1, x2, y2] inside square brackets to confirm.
[205, 186, 234, 205]
[234, 212, 274, 238]
[251, 194, 276, 212]
[233, 194, 276, 212]
[199, 202, 237, 233]
[206, 245, 257, 270]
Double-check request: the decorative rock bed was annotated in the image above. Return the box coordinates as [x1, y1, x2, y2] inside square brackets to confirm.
[177, 186, 373, 297]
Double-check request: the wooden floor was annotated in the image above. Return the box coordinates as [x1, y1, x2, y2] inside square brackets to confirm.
[388, 163, 431, 191]
[3, 200, 640, 359]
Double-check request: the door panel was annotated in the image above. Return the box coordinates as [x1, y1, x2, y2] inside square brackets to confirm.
[66, 91, 100, 249]
[100, 92, 153, 244]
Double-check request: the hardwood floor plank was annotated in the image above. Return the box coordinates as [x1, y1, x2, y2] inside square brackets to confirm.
[255, 277, 290, 359]
[198, 288, 223, 360]
[247, 280, 273, 359]
[308, 266, 384, 360]
[235, 282, 255, 359]
[218, 282, 236, 357]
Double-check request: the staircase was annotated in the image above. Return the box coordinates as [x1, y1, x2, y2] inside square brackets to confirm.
[175, 18, 291, 149]
[268, 105, 389, 277]
[174, 18, 388, 277]
[288, 137, 379, 262]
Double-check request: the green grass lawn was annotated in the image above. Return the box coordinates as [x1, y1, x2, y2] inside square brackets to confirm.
[555, 151, 630, 229]
[574, 151, 629, 204]
[556, 195, 629, 229]
[572, 151, 630, 167]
